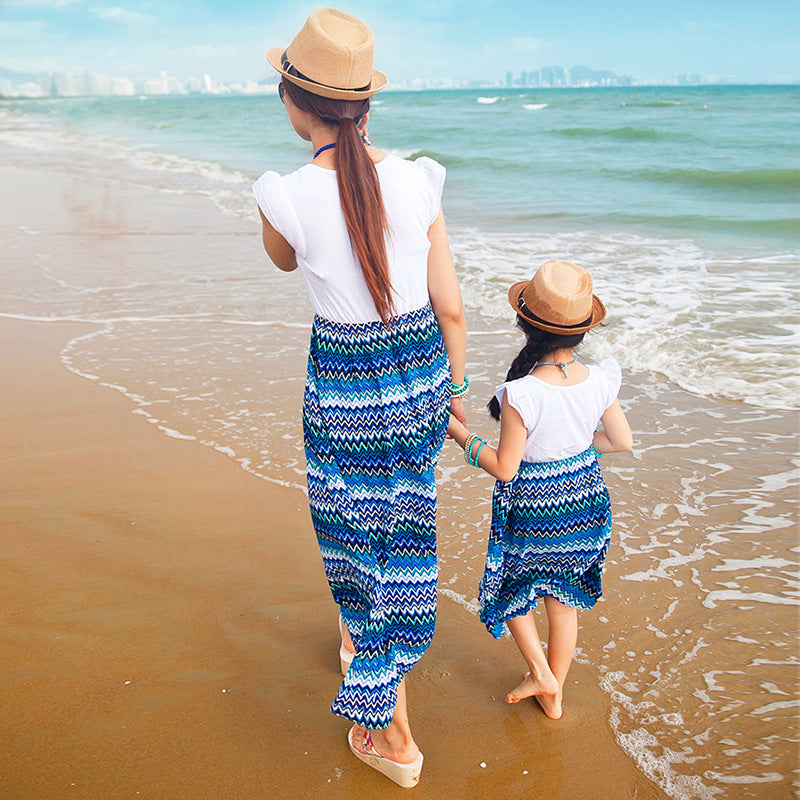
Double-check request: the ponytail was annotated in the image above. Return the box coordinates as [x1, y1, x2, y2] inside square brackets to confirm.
[335, 117, 393, 324]
[488, 318, 585, 421]
[282, 81, 393, 324]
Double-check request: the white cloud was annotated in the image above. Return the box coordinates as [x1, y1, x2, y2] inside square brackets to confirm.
[511, 36, 541, 53]
[90, 6, 155, 25]
[3, 0, 79, 7]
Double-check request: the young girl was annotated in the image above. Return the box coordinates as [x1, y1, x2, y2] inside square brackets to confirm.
[447, 259, 632, 720]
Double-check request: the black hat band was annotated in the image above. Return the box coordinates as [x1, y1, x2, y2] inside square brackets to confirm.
[518, 294, 593, 330]
[282, 51, 372, 93]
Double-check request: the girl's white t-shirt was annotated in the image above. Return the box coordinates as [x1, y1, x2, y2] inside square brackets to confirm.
[495, 359, 622, 463]
[252, 154, 445, 324]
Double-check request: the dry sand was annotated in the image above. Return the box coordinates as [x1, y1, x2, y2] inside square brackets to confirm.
[0, 162, 670, 799]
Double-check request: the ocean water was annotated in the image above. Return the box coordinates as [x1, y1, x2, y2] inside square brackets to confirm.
[1, 85, 798, 799]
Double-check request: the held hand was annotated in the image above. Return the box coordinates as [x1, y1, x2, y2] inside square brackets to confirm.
[447, 400, 467, 442]
[446, 414, 458, 441]
[446, 396, 466, 440]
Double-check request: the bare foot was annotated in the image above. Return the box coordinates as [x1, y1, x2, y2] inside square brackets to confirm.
[505, 670, 559, 704]
[535, 690, 563, 720]
[351, 726, 420, 765]
[350, 724, 368, 749]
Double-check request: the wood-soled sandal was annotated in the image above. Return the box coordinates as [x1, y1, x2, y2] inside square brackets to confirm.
[347, 725, 423, 788]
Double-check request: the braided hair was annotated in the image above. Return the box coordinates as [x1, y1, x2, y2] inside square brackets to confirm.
[488, 316, 585, 420]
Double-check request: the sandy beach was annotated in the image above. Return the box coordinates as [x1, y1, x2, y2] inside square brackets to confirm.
[0, 158, 676, 799]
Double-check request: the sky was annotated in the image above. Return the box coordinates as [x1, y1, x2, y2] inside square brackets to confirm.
[1, 0, 798, 85]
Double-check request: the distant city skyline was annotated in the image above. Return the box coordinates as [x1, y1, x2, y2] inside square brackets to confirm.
[1, 1, 797, 88]
[3, 61, 793, 101]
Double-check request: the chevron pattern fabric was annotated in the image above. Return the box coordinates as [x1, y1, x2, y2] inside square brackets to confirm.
[303, 303, 450, 729]
[479, 447, 612, 638]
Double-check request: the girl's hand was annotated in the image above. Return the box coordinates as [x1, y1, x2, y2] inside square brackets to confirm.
[447, 408, 468, 444]
[446, 414, 458, 440]
[447, 397, 466, 440]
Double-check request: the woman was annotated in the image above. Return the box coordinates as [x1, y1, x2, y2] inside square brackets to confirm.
[252, 8, 467, 788]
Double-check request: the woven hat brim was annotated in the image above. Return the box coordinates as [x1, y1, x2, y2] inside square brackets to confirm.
[266, 47, 387, 100]
[508, 281, 607, 335]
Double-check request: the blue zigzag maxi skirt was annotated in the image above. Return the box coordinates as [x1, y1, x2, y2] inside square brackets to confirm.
[479, 447, 612, 639]
[303, 303, 450, 729]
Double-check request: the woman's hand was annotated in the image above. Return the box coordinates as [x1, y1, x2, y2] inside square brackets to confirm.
[447, 396, 466, 439]
[447, 407, 467, 443]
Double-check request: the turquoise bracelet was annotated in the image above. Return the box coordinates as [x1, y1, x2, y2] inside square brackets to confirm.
[451, 377, 470, 398]
[470, 439, 486, 467]
[465, 435, 486, 467]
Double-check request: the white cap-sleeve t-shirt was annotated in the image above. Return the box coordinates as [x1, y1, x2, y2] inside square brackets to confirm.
[495, 359, 623, 463]
[252, 154, 445, 325]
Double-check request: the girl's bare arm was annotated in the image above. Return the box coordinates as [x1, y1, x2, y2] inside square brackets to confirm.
[592, 400, 633, 453]
[447, 394, 527, 482]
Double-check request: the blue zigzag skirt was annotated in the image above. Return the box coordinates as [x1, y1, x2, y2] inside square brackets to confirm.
[479, 447, 612, 639]
[303, 303, 450, 728]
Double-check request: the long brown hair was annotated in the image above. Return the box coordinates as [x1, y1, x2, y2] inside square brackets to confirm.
[282, 80, 393, 324]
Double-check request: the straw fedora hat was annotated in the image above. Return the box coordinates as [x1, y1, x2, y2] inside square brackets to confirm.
[508, 260, 606, 335]
[267, 7, 388, 100]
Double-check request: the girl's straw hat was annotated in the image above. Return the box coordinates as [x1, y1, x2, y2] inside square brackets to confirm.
[508, 260, 606, 335]
[267, 7, 388, 100]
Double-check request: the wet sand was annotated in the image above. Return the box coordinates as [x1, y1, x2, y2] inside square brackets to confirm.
[0, 161, 669, 799]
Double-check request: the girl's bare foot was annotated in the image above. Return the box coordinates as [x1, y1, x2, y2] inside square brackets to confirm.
[535, 689, 563, 720]
[350, 726, 420, 765]
[505, 670, 559, 704]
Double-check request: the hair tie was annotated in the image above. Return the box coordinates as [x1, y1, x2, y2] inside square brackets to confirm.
[338, 114, 363, 126]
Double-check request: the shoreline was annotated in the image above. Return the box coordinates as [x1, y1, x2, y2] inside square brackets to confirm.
[2, 140, 796, 798]
[0, 315, 670, 799]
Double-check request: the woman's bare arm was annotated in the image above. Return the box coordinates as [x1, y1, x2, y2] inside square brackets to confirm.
[259, 208, 297, 272]
[427, 208, 467, 424]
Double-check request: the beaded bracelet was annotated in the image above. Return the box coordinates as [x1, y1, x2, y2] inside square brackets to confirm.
[451, 377, 470, 398]
[465, 435, 486, 467]
[463, 433, 478, 465]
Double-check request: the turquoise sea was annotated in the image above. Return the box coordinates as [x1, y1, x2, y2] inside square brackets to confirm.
[5, 85, 799, 241]
[3, 85, 797, 409]
[1, 85, 798, 800]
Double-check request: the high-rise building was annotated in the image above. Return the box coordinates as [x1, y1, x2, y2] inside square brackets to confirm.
[111, 76, 136, 96]
[83, 71, 113, 96]
[53, 72, 77, 96]
[38, 72, 54, 95]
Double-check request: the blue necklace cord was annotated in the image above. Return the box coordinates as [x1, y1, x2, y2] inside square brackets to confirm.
[313, 135, 369, 160]
[534, 358, 576, 379]
[313, 142, 336, 159]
